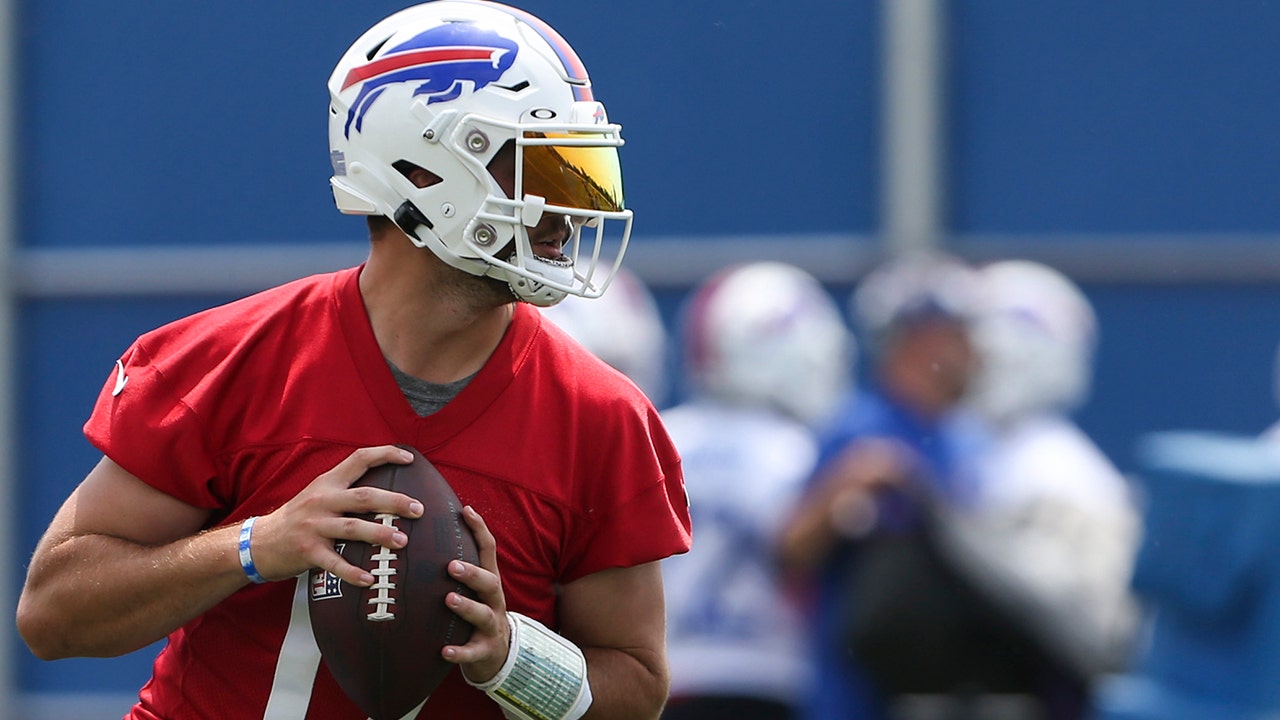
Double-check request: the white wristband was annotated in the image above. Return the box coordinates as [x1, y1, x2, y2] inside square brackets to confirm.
[466, 612, 592, 720]
[237, 516, 268, 584]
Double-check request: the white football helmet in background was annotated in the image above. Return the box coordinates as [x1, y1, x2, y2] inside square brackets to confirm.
[541, 268, 669, 403]
[851, 251, 981, 346]
[328, 1, 632, 306]
[967, 260, 1097, 423]
[681, 262, 854, 427]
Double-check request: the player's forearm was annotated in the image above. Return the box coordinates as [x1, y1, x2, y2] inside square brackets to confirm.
[776, 485, 846, 574]
[17, 523, 246, 659]
[579, 646, 669, 720]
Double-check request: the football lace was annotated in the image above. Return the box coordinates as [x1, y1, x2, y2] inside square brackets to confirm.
[366, 513, 400, 621]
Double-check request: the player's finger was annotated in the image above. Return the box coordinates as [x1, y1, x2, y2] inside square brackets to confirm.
[440, 592, 507, 668]
[444, 588, 502, 632]
[317, 446, 414, 488]
[314, 548, 376, 588]
[447, 557, 503, 606]
[461, 505, 500, 575]
[340, 485, 425, 520]
[441, 635, 501, 668]
[316, 514, 411, 550]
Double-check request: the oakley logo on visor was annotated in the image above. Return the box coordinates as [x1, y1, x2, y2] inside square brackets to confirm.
[343, 24, 518, 137]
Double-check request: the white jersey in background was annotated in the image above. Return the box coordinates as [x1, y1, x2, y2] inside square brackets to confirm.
[660, 399, 817, 704]
[935, 258, 1143, 680]
[937, 412, 1142, 679]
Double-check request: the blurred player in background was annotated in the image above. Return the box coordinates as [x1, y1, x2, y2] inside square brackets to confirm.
[934, 259, 1142, 719]
[776, 251, 985, 720]
[660, 262, 855, 720]
[541, 266, 670, 406]
[16, 3, 691, 719]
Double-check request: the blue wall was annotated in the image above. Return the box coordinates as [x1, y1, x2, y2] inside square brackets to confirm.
[21, 0, 878, 249]
[949, 1, 1280, 233]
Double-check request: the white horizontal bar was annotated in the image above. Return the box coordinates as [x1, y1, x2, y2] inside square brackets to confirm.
[9, 233, 1280, 299]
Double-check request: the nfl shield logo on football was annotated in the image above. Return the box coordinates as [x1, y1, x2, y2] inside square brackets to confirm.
[310, 543, 346, 600]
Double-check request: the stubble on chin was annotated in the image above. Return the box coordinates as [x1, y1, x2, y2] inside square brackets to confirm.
[438, 261, 517, 310]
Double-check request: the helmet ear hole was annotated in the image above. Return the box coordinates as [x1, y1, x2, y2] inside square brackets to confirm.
[392, 160, 442, 189]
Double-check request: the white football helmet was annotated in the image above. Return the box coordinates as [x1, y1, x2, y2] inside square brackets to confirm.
[541, 267, 669, 403]
[681, 262, 855, 427]
[328, 1, 632, 306]
[851, 251, 981, 345]
[967, 260, 1097, 423]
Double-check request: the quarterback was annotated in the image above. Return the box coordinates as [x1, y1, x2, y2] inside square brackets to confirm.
[16, 3, 691, 719]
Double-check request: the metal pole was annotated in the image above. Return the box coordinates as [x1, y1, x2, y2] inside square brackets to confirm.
[882, 0, 946, 255]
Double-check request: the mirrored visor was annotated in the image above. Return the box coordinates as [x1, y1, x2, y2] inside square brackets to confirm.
[522, 132, 624, 213]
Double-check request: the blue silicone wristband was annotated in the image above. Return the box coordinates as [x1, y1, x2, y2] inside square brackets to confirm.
[238, 516, 268, 584]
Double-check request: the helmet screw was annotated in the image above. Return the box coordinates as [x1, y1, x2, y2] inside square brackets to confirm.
[466, 130, 490, 153]
[441, 203, 456, 218]
[423, 128, 436, 141]
[473, 224, 497, 247]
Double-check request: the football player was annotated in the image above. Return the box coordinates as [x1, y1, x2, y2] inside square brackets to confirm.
[16, 3, 691, 719]
[660, 262, 854, 720]
[776, 252, 983, 720]
[938, 259, 1142, 716]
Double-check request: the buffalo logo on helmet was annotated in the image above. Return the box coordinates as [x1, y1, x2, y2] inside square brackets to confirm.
[342, 22, 519, 137]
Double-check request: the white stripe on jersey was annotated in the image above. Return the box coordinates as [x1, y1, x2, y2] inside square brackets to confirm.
[263, 574, 322, 720]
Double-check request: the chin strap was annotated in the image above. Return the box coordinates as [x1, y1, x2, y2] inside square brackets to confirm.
[465, 612, 592, 720]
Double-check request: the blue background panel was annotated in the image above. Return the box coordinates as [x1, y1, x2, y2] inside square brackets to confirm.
[15, 295, 239, 695]
[1080, 283, 1280, 472]
[948, 0, 1280, 234]
[20, 0, 878, 249]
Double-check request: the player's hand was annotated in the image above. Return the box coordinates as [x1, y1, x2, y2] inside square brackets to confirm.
[442, 505, 511, 683]
[822, 437, 918, 536]
[826, 437, 916, 493]
[247, 445, 424, 586]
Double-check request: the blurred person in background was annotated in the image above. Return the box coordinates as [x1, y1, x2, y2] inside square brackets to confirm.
[541, 266, 670, 406]
[660, 262, 855, 720]
[776, 252, 988, 720]
[932, 260, 1142, 719]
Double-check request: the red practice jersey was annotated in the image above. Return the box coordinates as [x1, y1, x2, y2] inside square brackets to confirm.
[84, 266, 692, 720]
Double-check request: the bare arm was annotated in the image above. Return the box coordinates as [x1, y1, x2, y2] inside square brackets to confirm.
[17, 446, 424, 660]
[776, 438, 913, 574]
[17, 457, 228, 658]
[443, 507, 670, 719]
[561, 562, 670, 719]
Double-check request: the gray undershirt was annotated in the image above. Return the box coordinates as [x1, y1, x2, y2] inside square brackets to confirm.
[388, 361, 476, 417]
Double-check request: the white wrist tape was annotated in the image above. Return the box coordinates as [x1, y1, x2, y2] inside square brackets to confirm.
[467, 611, 592, 720]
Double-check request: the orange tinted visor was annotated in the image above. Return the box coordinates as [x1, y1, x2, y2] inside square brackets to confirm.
[522, 132, 624, 213]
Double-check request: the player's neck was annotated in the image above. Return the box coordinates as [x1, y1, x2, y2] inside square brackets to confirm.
[360, 239, 515, 384]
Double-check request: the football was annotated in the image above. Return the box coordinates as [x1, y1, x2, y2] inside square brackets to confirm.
[309, 445, 479, 720]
